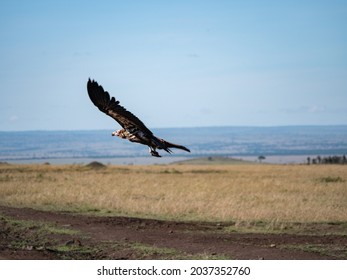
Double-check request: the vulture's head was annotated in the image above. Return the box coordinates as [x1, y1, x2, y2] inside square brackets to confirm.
[112, 129, 126, 139]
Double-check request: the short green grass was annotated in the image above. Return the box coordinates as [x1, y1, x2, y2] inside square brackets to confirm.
[224, 220, 347, 235]
[2, 215, 80, 236]
[127, 242, 230, 260]
[280, 244, 347, 259]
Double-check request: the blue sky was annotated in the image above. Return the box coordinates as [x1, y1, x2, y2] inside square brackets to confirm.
[1, 0, 346, 131]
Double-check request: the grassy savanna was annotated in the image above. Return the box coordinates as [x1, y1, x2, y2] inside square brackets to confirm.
[0, 163, 346, 224]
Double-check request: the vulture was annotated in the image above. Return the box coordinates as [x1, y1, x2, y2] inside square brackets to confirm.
[87, 79, 191, 157]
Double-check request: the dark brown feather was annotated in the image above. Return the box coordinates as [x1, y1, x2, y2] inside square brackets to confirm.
[160, 139, 191, 153]
[87, 79, 153, 136]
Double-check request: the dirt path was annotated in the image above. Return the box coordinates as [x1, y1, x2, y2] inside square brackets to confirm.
[1, 206, 346, 260]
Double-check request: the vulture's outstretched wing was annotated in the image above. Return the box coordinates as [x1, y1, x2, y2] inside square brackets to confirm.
[87, 79, 153, 136]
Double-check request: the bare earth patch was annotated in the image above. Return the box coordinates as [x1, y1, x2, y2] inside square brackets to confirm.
[1, 205, 346, 260]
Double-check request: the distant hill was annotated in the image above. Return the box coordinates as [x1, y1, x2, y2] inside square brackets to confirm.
[1, 125, 346, 163]
[172, 156, 256, 165]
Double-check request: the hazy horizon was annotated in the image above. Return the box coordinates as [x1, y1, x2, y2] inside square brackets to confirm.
[1, 124, 347, 133]
[2, 126, 346, 164]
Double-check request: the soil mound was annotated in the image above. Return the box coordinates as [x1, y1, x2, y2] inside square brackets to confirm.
[86, 161, 106, 169]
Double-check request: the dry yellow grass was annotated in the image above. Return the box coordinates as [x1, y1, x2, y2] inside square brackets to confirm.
[0, 163, 346, 223]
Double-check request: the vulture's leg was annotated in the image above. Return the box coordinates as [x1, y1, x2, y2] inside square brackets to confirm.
[149, 147, 161, 157]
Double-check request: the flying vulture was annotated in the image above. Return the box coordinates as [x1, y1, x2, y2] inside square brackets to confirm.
[87, 79, 191, 157]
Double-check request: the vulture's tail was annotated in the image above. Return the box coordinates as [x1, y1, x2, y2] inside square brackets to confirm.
[160, 139, 191, 153]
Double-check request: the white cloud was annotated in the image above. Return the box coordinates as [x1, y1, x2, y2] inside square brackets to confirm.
[282, 105, 326, 114]
[9, 115, 19, 122]
[307, 105, 326, 114]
